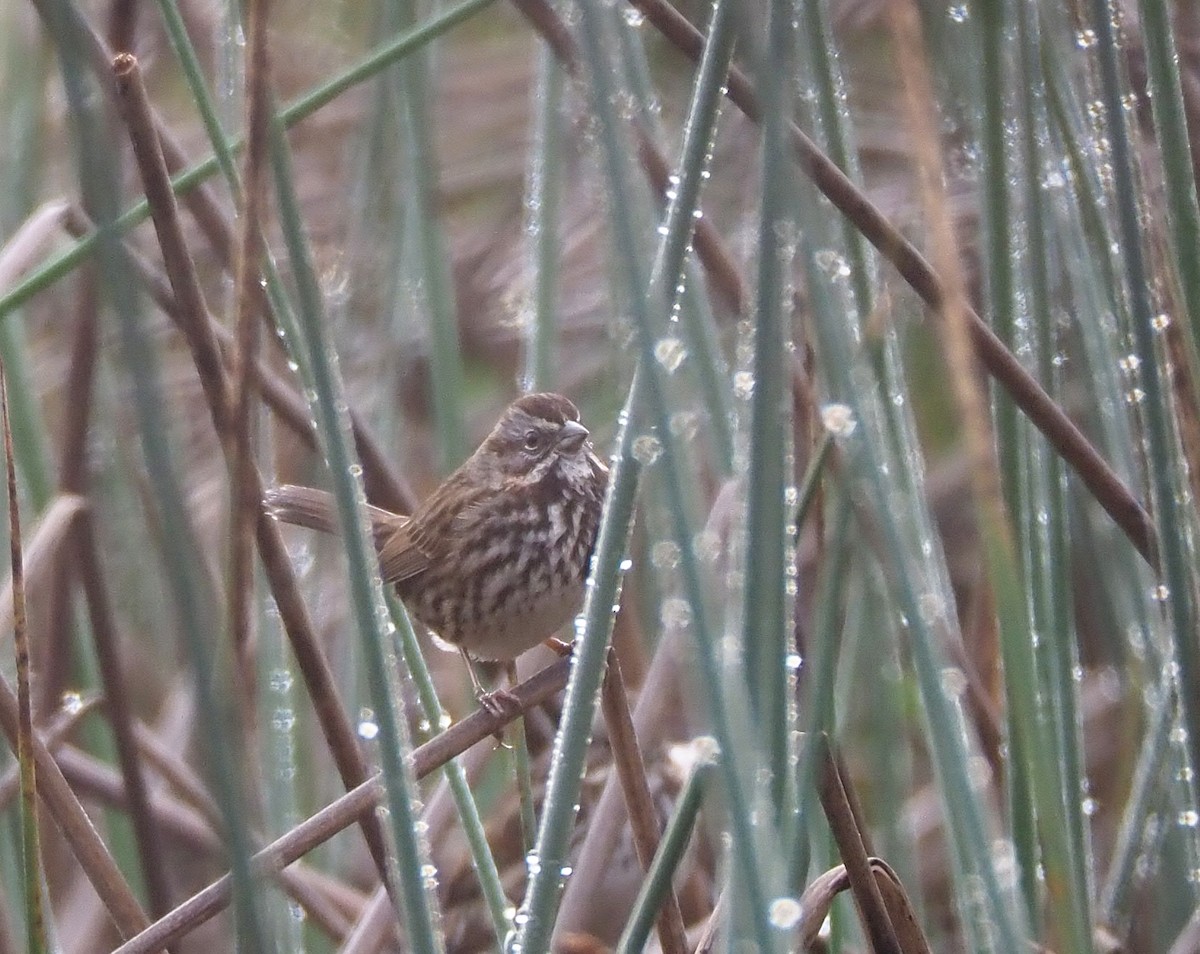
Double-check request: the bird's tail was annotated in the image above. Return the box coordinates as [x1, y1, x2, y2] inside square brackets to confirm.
[264, 484, 406, 551]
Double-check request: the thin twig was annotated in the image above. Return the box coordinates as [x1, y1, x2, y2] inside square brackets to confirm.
[3, 363, 45, 951]
[52, 742, 359, 944]
[336, 885, 394, 954]
[228, 0, 273, 749]
[110, 51, 396, 891]
[110, 657, 572, 954]
[74, 511, 176, 921]
[106, 0, 137, 53]
[692, 888, 726, 954]
[0, 695, 101, 811]
[43, 263, 98, 714]
[598, 649, 689, 954]
[817, 738, 901, 954]
[0, 495, 150, 939]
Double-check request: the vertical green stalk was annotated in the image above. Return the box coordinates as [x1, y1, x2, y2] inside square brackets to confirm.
[1087, 0, 1200, 801]
[0, 24, 53, 522]
[742, 0, 794, 814]
[1019, 0, 1095, 936]
[154, 0, 241, 197]
[790, 497, 852, 883]
[986, 0, 1035, 928]
[1135, 0, 1200, 408]
[390, 0, 466, 467]
[516, 10, 787, 951]
[269, 116, 444, 953]
[386, 592, 510, 950]
[512, 380, 643, 954]
[800, 0, 871, 314]
[614, 756, 715, 954]
[258, 579, 305, 951]
[980, 0, 1019, 497]
[523, 42, 564, 394]
[610, 2, 735, 473]
[797, 176, 1026, 954]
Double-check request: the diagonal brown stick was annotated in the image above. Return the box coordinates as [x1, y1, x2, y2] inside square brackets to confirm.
[228, 0, 273, 745]
[57, 205, 402, 513]
[23, 0, 414, 516]
[53, 739, 361, 944]
[73, 510, 176, 922]
[110, 52, 395, 894]
[514, 0, 1155, 567]
[817, 737, 901, 954]
[597, 648, 689, 954]
[0, 697, 100, 811]
[110, 658, 572, 954]
[1, 356, 45, 950]
[0, 495, 151, 939]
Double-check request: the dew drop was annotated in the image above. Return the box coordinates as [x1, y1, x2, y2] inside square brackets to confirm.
[768, 896, 803, 929]
[358, 709, 379, 740]
[813, 249, 850, 278]
[654, 336, 687, 373]
[733, 371, 755, 399]
[651, 540, 681, 568]
[268, 668, 293, 693]
[820, 402, 857, 437]
[661, 597, 693, 630]
[940, 668, 967, 697]
[632, 434, 663, 465]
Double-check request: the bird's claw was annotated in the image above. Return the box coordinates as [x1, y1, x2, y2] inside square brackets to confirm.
[543, 637, 573, 658]
[478, 687, 524, 721]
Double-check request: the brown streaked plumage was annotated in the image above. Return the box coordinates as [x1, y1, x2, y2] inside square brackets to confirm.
[265, 394, 608, 677]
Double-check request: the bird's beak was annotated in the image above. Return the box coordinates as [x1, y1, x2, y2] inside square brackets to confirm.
[557, 420, 589, 453]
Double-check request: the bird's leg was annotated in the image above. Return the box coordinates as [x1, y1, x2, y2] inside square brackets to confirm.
[460, 648, 522, 719]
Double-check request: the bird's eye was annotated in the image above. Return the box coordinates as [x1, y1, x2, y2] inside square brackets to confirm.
[523, 430, 543, 451]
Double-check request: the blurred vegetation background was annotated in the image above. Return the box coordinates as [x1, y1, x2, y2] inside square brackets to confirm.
[1, 0, 1199, 951]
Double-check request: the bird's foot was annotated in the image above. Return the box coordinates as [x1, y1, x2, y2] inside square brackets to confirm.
[543, 637, 574, 658]
[477, 687, 524, 721]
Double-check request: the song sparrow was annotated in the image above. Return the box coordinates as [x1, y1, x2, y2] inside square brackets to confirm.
[265, 393, 608, 704]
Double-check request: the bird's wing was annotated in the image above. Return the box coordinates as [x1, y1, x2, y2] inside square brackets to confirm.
[378, 477, 498, 585]
[377, 524, 430, 584]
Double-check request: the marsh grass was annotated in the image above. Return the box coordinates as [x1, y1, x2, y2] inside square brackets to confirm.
[0, 0, 1197, 951]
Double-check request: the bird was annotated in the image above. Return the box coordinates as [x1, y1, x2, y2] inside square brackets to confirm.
[264, 393, 608, 712]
